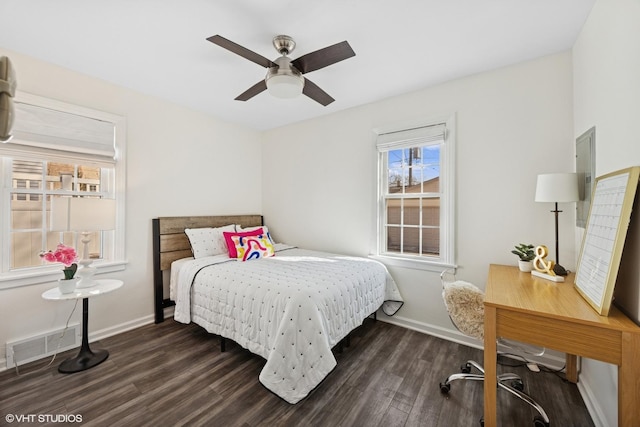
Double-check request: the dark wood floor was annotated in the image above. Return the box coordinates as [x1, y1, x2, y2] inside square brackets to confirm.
[0, 319, 594, 427]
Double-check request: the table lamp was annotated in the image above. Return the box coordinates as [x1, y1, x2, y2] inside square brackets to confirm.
[50, 197, 116, 288]
[535, 173, 579, 276]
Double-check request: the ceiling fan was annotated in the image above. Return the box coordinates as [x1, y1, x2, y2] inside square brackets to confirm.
[206, 34, 355, 106]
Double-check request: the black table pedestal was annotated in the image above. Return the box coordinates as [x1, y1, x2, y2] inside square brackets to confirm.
[58, 297, 109, 373]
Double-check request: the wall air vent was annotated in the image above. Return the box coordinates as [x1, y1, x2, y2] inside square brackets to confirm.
[5, 324, 81, 369]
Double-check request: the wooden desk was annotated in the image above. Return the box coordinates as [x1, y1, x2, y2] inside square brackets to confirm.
[483, 264, 640, 427]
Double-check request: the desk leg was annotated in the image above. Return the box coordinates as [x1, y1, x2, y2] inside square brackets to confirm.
[484, 306, 497, 427]
[565, 354, 578, 383]
[619, 332, 640, 427]
[58, 298, 109, 373]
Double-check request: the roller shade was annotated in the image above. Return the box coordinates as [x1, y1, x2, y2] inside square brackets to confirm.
[376, 123, 446, 152]
[0, 101, 116, 164]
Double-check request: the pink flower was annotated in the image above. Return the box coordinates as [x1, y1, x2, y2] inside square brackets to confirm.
[40, 244, 78, 279]
[40, 244, 78, 267]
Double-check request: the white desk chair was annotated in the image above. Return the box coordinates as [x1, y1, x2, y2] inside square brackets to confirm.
[438, 270, 550, 427]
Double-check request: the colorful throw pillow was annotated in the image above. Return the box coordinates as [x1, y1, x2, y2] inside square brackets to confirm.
[230, 233, 275, 261]
[237, 224, 276, 245]
[223, 228, 264, 258]
[185, 224, 236, 258]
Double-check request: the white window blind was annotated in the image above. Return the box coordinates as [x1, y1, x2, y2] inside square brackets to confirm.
[376, 123, 446, 152]
[0, 100, 116, 165]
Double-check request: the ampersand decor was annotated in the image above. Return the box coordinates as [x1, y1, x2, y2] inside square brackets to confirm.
[534, 245, 556, 276]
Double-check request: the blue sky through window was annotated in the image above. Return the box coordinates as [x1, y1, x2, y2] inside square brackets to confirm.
[388, 145, 440, 186]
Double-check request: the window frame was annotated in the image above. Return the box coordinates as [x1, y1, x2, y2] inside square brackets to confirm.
[373, 114, 456, 271]
[0, 92, 127, 289]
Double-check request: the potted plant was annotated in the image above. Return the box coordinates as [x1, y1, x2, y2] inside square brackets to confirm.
[512, 243, 535, 272]
[40, 244, 79, 293]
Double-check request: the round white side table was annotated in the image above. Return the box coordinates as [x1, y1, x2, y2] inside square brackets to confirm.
[42, 278, 123, 373]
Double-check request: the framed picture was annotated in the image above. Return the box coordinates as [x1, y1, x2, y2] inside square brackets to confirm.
[575, 166, 640, 315]
[576, 127, 595, 228]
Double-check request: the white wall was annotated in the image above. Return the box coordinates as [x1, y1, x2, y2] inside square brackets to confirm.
[262, 52, 575, 334]
[2, 15, 618, 422]
[572, 0, 640, 425]
[0, 48, 263, 365]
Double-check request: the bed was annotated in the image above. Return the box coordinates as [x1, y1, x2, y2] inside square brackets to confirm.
[152, 215, 403, 403]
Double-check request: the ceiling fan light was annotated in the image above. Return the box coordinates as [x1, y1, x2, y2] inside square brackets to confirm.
[266, 74, 304, 99]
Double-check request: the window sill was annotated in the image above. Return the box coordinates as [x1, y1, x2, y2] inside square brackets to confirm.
[369, 254, 457, 273]
[0, 261, 128, 290]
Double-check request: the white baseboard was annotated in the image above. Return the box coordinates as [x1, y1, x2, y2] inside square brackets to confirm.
[380, 314, 483, 349]
[2, 311, 566, 374]
[89, 314, 155, 343]
[378, 313, 566, 370]
[1, 314, 156, 373]
[577, 375, 610, 427]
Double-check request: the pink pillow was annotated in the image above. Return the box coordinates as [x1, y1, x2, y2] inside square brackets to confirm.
[223, 228, 264, 258]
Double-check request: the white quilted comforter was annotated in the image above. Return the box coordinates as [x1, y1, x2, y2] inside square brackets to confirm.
[172, 244, 403, 403]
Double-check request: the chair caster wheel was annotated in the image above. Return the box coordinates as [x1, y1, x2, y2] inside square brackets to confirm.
[439, 382, 451, 394]
[479, 416, 484, 426]
[461, 362, 472, 373]
[533, 415, 549, 427]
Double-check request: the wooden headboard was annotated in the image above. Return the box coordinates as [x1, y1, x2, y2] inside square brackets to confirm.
[152, 214, 263, 323]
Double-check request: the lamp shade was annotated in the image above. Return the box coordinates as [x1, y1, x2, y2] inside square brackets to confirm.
[265, 56, 304, 99]
[535, 173, 579, 203]
[266, 74, 304, 98]
[51, 197, 116, 231]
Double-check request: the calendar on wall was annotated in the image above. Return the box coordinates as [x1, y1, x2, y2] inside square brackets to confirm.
[575, 166, 640, 315]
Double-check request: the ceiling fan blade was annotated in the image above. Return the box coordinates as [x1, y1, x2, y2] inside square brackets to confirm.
[302, 78, 334, 106]
[207, 35, 276, 69]
[291, 41, 355, 74]
[235, 80, 267, 101]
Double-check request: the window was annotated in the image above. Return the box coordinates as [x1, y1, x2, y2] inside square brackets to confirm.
[0, 93, 126, 288]
[375, 115, 455, 268]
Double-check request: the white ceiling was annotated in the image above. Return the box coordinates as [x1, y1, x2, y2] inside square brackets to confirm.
[0, 0, 595, 131]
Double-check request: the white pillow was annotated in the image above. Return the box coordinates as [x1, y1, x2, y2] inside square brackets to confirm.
[185, 224, 236, 258]
[236, 225, 263, 232]
[237, 224, 276, 244]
